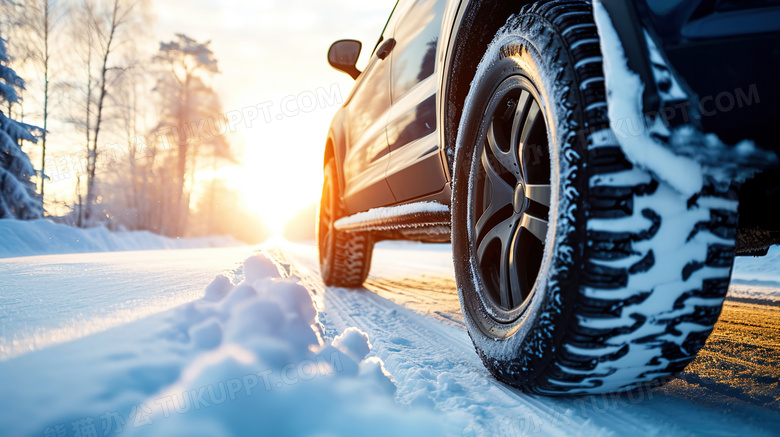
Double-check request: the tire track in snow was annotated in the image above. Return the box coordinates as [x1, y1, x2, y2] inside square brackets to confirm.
[267, 242, 780, 436]
[266, 246, 599, 435]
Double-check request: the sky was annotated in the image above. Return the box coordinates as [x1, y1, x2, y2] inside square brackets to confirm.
[152, 0, 398, 233]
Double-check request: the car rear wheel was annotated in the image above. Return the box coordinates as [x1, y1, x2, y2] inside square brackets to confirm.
[318, 159, 373, 288]
[451, 0, 739, 394]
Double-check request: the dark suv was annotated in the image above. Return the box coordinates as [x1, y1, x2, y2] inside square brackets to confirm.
[318, 0, 780, 395]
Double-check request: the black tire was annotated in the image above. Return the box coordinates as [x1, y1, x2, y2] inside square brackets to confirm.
[451, 0, 739, 394]
[318, 159, 374, 288]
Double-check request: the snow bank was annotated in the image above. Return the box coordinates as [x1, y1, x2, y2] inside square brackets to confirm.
[728, 283, 780, 303]
[0, 253, 461, 436]
[730, 245, 780, 302]
[733, 245, 780, 281]
[0, 219, 242, 259]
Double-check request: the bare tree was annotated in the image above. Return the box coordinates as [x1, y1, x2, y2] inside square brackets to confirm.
[25, 0, 63, 206]
[108, 45, 151, 230]
[61, 0, 97, 226]
[80, 0, 139, 223]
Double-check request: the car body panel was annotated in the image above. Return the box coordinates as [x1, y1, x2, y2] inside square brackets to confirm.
[386, 81, 447, 202]
[385, 0, 450, 203]
[340, 52, 395, 214]
[336, 4, 401, 214]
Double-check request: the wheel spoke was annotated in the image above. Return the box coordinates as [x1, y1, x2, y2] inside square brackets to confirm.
[512, 99, 542, 181]
[476, 149, 514, 238]
[518, 100, 541, 149]
[510, 91, 532, 178]
[525, 184, 552, 207]
[487, 122, 521, 176]
[476, 215, 519, 308]
[506, 225, 523, 309]
[520, 214, 548, 243]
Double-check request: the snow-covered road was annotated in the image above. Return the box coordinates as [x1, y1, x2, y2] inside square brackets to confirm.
[1, 241, 778, 436]
[0, 246, 257, 360]
[273, 241, 780, 435]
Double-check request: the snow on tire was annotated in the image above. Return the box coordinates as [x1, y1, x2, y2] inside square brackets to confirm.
[451, 0, 738, 394]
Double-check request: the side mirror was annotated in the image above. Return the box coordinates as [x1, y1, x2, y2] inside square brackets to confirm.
[328, 40, 362, 80]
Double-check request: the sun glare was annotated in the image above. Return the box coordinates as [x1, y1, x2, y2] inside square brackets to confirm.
[239, 170, 322, 237]
[234, 124, 326, 236]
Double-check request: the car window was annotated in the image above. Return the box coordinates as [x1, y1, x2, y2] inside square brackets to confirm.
[345, 1, 401, 122]
[391, 0, 447, 100]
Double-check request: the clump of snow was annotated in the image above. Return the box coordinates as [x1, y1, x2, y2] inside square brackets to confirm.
[332, 327, 372, 363]
[592, 0, 704, 197]
[0, 252, 460, 436]
[334, 202, 449, 229]
[0, 219, 242, 259]
[242, 254, 285, 283]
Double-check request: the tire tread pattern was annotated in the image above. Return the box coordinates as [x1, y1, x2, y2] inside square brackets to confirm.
[461, 0, 738, 394]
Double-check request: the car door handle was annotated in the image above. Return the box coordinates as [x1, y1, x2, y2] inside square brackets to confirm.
[377, 38, 396, 60]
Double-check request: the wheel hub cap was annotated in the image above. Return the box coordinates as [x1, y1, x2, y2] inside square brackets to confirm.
[513, 182, 526, 214]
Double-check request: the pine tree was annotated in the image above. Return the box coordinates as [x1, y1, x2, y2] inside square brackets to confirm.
[0, 36, 43, 219]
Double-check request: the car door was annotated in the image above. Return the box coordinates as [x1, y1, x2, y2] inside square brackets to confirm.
[340, 4, 401, 215]
[385, 0, 449, 203]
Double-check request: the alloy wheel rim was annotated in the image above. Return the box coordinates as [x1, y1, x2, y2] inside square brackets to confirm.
[471, 76, 552, 323]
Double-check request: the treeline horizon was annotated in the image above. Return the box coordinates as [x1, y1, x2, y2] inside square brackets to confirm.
[0, 0, 269, 244]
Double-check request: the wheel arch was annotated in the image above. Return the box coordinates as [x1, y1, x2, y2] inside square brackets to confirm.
[323, 136, 336, 170]
[324, 113, 348, 197]
[442, 0, 537, 173]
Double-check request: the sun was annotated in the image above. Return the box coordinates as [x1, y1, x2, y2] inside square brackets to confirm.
[202, 77, 342, 238]
[231, 122, 327, 236]
[224, 165, 322, 237]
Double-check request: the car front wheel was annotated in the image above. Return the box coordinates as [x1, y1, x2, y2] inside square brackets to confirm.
[451, 0, 739, 394]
